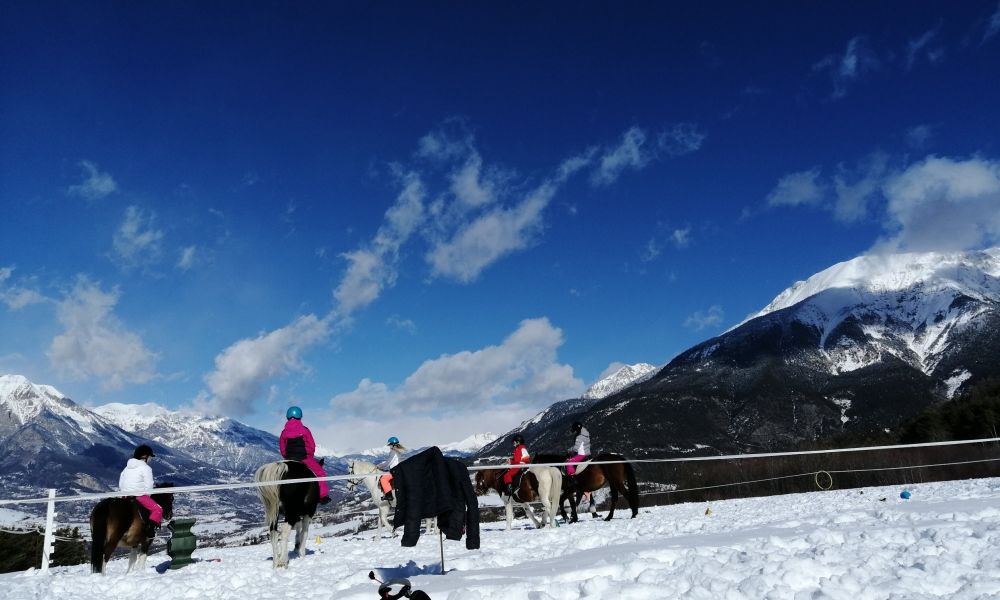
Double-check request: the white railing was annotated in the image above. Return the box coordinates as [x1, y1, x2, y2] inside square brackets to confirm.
[2, 436, 998, 573]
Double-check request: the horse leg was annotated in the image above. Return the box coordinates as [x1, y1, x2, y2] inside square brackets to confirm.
[295, 516, 311, 556]
[134, 540, 149, 573]
[504, 498, 514, 530]
[604, 480, 619, 521]
[272, 523, 291, 568]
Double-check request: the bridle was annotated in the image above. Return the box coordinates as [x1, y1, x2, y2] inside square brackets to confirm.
[346, 461, 360, 492]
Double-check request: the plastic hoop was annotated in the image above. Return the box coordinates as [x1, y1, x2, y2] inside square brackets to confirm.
[814, 470, 833, 490]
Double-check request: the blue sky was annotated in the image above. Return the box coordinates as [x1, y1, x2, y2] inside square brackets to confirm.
[3, 2, 1000, 453]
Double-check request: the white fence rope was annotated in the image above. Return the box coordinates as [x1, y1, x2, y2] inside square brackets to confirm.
[2, 436, 997, 507]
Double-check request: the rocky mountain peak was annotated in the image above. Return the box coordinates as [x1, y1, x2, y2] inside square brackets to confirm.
[582, 363, 659, 400]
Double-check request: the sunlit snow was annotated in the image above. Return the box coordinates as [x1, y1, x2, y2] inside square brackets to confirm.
[5, 477, 1000, 598]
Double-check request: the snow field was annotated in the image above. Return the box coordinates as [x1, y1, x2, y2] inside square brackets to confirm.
[4, 477, 1000, 599]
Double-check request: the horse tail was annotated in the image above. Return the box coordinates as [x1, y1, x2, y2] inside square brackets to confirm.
[548, 467, 563, 520]
[90, 500, 109, 574]
[623, 458, 640, 517]
[255, 462, 289, 529]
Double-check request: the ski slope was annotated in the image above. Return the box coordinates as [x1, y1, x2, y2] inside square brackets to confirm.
[5, 476, 1000, 599]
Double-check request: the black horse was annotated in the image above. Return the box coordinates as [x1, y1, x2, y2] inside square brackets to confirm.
[90, 483, 175, 574]
[534, 453, 640, 522]
[254, 460, 320, 568]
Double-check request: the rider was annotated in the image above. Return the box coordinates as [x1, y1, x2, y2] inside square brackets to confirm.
[566, 421, 590, 476]
[279, 406, 331, 505]
[378, 437, 407, 502]
[118, 444, 162, 534]
[502, 434, 531, 496]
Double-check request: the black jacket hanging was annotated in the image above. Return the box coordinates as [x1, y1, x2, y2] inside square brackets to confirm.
[390, 446, 480, 549]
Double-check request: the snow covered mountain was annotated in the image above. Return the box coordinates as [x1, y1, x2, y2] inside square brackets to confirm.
[0, 375, 231, 501]
[93, 402, 280, 475]
[481, 248, 1000, 459]
[582, 363, 659, 400]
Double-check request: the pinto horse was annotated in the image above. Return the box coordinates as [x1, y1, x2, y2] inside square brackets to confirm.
[473, 466, 561, 529]
[535, 453, 640, 523]
[255, 460, 319, 568]
[90, 483, 175, 574]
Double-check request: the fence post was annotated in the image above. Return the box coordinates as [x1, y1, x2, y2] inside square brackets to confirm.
[40, 488, 57, 574]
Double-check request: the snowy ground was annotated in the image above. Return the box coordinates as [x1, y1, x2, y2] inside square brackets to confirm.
[5, 477, 1000, 599]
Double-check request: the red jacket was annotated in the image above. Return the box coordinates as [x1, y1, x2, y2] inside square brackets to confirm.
[511, 444, 531, 465]
[279, 418, 317, 461]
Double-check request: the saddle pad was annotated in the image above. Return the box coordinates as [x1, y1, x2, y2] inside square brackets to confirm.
[572, 460, 591, 475]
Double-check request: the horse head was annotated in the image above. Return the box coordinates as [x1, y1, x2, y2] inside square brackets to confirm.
[152, 482, 176, 521]
[473, 469, 496, 495]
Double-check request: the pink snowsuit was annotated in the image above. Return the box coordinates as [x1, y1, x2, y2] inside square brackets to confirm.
[279, 418, 329, 499]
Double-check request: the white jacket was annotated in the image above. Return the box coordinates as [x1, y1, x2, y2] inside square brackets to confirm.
[119, 458, 154, 494]
[570, 427, 591, 456]
[384, 447, 405, 470]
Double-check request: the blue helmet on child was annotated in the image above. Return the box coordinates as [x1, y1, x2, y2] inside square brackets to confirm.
[387, 436, 400, 445]
[286, 406, 303, 420]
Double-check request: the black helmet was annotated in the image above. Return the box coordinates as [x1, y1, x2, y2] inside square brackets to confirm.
[571, 421, 583, 433]
[511, 434, 524, 445]
[133, 444, 155, 460]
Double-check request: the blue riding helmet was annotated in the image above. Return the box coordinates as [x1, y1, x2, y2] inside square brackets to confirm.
[387, 436, 400, 445]
[286, 406, 303, 420]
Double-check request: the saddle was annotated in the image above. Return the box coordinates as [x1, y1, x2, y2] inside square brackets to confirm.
[568, 456, 592, 476]
[507, 470, 527, 502]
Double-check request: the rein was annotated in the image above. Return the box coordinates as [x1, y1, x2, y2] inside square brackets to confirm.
[346, 462, 359, 492]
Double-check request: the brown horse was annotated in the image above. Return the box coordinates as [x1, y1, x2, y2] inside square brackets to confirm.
[473, 466, 562, 529]
[90, 483, 175, 574]
[534, 453, 639, 522]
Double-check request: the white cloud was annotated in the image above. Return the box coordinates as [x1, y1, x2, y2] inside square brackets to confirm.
[67, 160, 118, 200]
[671, 226, 692, 248]
[684, 305, 724, 331]
[415, 123, 474, 162]
[597, 361, 627, 380]
[48, 277, 158, 390]
[386, 314, 417, 334]
[640, 238, 661, 263]
[112, 205, 164, 270]
[450, 152, 496, 207]
[426, 151, 592, 283]
[984, 2, 1000, 43]
[176, 246, 197, 271]
[591, 127, 651, 186]
[333, 172, 425, 317]
[767, 168, 825, 207]
[330, 317, 584, 419]
[0, 266, 46, 310]
[812, 36, 879, 99]
[877, 156, 1000, 252]
[202, 314, 332, 416]
[905, 27, 944, 70]
[906, 125, 934, 149]
[426, 182, 553, 282]
[658, 123, 707, 157]
[833, 153, 888, 223]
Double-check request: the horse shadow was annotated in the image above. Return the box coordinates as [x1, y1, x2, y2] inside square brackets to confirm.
[372, 559, 443, 580]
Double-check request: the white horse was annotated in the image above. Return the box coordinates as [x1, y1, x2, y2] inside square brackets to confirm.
[346, 458, 437, 539]
[475, 465, 562, 530]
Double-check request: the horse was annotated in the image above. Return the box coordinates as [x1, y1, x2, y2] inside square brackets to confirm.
[255, 460, 319, 568]
[346, 458, 436, 539]
[473, 465, 562, 530]
[89, 483, 175, 574]
[534, 453, 640, 523]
